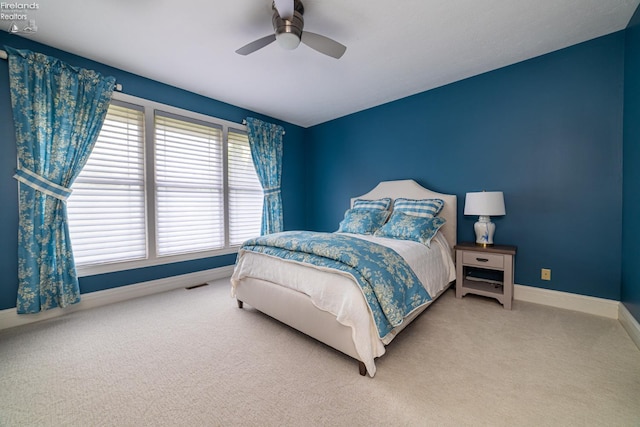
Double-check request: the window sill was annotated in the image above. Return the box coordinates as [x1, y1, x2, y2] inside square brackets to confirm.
[75, 246, 240, 277]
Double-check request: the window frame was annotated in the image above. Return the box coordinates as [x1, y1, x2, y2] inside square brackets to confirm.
[73, 92, 258, 277]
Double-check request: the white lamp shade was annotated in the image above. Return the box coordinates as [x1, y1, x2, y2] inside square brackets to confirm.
[464, 191, 506, 216]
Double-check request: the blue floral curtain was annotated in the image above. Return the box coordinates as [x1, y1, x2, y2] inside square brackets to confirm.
[245, 117, 284, 235]
[7, 46, 115, 314]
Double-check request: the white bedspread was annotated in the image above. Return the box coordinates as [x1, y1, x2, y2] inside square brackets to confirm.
[231, 232, 456, 376]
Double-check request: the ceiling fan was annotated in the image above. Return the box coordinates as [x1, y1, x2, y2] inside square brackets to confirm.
[236, 0, 347, 59]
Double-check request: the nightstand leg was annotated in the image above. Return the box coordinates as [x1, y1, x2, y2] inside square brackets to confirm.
[455, 250, 463, 299]
[503, 255, 513, 310]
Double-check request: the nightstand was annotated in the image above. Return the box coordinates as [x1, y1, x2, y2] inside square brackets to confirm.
[454, 242, 517, 310]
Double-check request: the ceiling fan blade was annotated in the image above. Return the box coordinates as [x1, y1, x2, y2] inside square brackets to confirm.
[235, 34, 277, 55]
[273, 0, 294, 20]
[301, 31, 346, 59]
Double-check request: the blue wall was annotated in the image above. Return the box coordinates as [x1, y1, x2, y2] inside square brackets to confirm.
[623, 7, 640, 321]
[1, 26, 636, 313]
[306, 32, 625, 301]
[0, 33, 307, 310]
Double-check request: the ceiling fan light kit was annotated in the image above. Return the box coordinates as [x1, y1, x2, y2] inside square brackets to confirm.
[273, 2, 303, 50]
[236, 0, 346, 59]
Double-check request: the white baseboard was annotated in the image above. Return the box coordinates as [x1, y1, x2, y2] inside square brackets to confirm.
[618, 303, 640, 351]
[514, 284, 619, 319]
[0, 265, 235, 331]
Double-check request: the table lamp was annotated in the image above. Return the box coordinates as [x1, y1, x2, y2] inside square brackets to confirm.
[464, 191, 506, 246]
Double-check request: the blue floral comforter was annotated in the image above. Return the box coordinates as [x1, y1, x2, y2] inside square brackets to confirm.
[239, 231, 432, 339]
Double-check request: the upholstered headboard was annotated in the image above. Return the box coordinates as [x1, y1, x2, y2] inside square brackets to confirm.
[351, 179, 457, 252]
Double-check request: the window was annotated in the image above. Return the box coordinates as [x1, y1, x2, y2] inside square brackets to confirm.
[67, 101, 146, 266]
[228, 129, 263, 245]
[154, 112, 224, 255]
[67, 93, 262, 275]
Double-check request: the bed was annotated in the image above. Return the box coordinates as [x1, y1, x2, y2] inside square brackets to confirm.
[230, 179, 457, 377]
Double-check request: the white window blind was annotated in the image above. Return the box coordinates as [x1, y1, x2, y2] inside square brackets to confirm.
[154, 111, 224, 256]
[66, 93, 266, 275]
[67, 102, 147, 266]
[228, 129, 263, 245]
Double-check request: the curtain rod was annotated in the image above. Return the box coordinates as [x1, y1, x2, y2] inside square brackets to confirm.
[242, 119, 285, 135]
[0, 48, 122, 91]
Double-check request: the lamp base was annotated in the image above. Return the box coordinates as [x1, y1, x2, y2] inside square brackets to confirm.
[474, 215, 495, 245]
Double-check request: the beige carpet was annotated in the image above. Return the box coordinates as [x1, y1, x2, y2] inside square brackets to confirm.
[1, 279, 639, 426]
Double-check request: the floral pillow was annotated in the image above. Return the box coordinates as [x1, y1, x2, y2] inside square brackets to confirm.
[374, 211, 446, 247]
[337, 208, 390, 235]
[352, 197, 392, 211]
[393, 198, 444, 218]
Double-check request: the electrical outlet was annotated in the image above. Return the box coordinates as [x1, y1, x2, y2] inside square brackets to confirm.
[541, 268, 551, 281]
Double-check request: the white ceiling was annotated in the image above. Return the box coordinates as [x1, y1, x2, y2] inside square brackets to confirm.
[15, 0, 640, 127]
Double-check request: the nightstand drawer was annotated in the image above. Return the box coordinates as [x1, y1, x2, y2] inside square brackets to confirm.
[462, 251, 504, 269]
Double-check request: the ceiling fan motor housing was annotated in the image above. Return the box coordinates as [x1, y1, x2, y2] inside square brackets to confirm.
[272, 0, 304, 49]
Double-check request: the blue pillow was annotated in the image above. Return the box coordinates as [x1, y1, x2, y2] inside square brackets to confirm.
[393, 198, 444, 218]
[337, 208, 390, 235]
[374, 211, 446, 247]
[352, 197, 392, 211]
